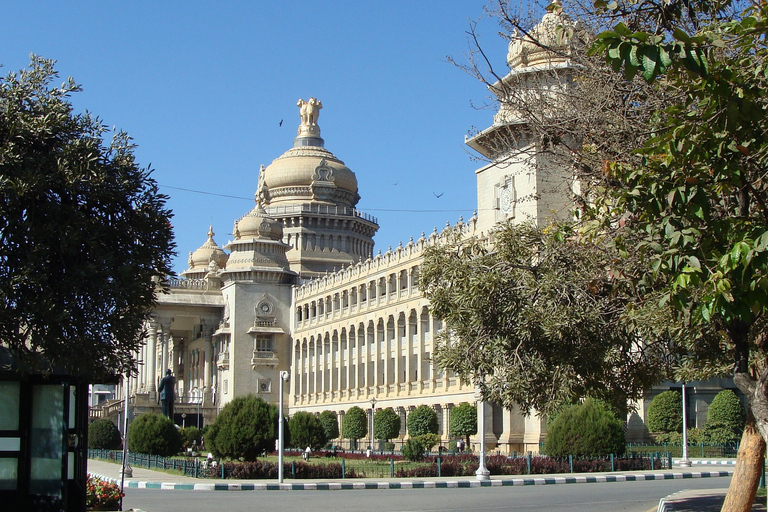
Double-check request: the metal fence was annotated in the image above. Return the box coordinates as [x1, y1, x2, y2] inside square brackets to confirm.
[88, 449, 671, 480]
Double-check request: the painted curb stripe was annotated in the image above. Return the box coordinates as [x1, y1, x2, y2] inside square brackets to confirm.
[97, 469, 733, 491]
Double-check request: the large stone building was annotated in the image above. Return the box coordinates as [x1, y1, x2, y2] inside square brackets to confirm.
[104, 6, 731, 450]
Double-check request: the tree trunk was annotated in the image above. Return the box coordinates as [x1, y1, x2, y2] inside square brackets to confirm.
[721, 418, 765, 512]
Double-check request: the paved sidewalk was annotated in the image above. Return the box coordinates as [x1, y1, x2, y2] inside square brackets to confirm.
[656, 488, 767, 511]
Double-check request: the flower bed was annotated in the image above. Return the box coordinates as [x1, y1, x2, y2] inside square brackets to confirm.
[86, 474, 123, 511]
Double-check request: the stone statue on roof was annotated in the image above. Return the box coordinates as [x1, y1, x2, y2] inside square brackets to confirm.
[297, 97, 322, 127]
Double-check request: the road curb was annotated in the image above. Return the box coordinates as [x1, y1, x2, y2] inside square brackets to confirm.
[89, 469, 734, 492]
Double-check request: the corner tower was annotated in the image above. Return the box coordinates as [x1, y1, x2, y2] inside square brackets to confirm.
[466, 0, 582, 234]
[256, 98, 379, 279]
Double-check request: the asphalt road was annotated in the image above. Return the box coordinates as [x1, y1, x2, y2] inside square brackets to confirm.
[123, 475, 732, 512]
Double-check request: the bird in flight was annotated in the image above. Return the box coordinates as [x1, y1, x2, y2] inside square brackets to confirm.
[433, 192, 444, 198]
[279, 119, 283, 127]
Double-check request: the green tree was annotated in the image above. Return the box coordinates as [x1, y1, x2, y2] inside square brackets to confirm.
[646, 390, 683, 434]
[341, 406, 367, 447]
[208, 394, 277, 461]
[288, 412, 327, 450]
[449, 403, 477, 446]
[179, 426, 202, 451]
[421, 222, 675, 416]
[88, 419, 122, 450]
[544, 398, 625, 457]
[590, 2, 768, 508]
[0, 56, 174, 378]
[407, 405, 438, 437]
[374, 408, 401, 442]
[318, 410, 339, 443]
[128, 413, 182, 457]
[707, 389, 746, 433]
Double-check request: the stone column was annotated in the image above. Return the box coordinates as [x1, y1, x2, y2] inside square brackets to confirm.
[372, 325, 380, 394]
[393, 321, 400, 395]
[443, 403, 453, 439]
[290, 341, 298, 403]
[313, 339, 320, 399]
[203, 325, 214, 403]
[160, 321, 171, 378]
[337, 335, 344, 396]
[147, 322, 158, 400]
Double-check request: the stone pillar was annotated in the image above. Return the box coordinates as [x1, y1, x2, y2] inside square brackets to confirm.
[313, 339, 320, 399]
[319, 338, 326, 397]
[350, 330, 358, 394]
[147, 322, 158, 400]
[373, 324, 380, 393]
[392, 325, 399, 394]
[443, 403, 454, 439]
[203, 326, 213, 403]
[160, 321, 171, 378]
[290, 341, 298, 403]
[337, 335, 344, 396]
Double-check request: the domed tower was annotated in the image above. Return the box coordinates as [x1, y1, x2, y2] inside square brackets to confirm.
[180, 226, 229, 279]
[466, 0, 583, 235]
[256, 98, 379, 279]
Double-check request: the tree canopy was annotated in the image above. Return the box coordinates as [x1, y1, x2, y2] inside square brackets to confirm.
[406, 405, 439, 437]
[341, 406, 367, 441]
[374, 408, 401, 441]
[207, 395, 277, 461]
[421, 222, 683, 415]
[0, 56, 175, 378]
[318, 410, 340, 442]
[288, 411, 327, 450]
[449, 402, 477, 445]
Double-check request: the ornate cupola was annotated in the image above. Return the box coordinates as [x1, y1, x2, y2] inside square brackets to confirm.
[252, 99, 379, 279]
[181, 226, 229, 279]
[221, 202, 296, 284]
[466, 0, 582, 235]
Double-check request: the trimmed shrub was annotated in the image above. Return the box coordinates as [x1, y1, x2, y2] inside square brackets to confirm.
[647, 390, 682, 433]
[401, 437, 426, 461]
[288, 411, 327, 450]
[707, 389, 746, 432]
[374, 408, 401, 441]
[128, 413, 182, 456]
[341, 406, 367, 443]
[414, 433, 441, 451]
[407, 405, 438, 437]
[449, 403, 477, 445]
[208, 394, 278, 461]
[544, 398, 625, 457]
[318, 410, 339, 442]
[88, 419, 122, 450]
[180, 426, 202, 450]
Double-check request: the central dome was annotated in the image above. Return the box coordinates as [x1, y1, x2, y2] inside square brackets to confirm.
[258, 98, 360, 208]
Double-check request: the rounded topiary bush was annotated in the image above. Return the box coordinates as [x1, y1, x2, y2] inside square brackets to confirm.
[319, 410, 339, 442]
[544, 398, 625, 457]
[208, 394, 278, 461]
[407, 405, 438, 437]
[647, 390, 682, 434]
[341, 406, 368, 446]
[128, 413, 182, 456]
[180, 426, 202, 450]
[88, 419, 122, 450]
[288, 411, 327, 450]
[707, 389, 746, 432]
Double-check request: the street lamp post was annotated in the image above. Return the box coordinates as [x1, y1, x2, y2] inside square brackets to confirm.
[278, 371, 290, 483]
[475, 383, 489, 481]
[369, 397, 377, 454]
[680, 382, 691, 467]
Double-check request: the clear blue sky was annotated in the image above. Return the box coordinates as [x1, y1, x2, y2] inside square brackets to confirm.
[3, 1, 514, 274]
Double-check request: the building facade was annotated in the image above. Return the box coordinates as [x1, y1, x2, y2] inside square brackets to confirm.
[104, 7, 729, 451]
